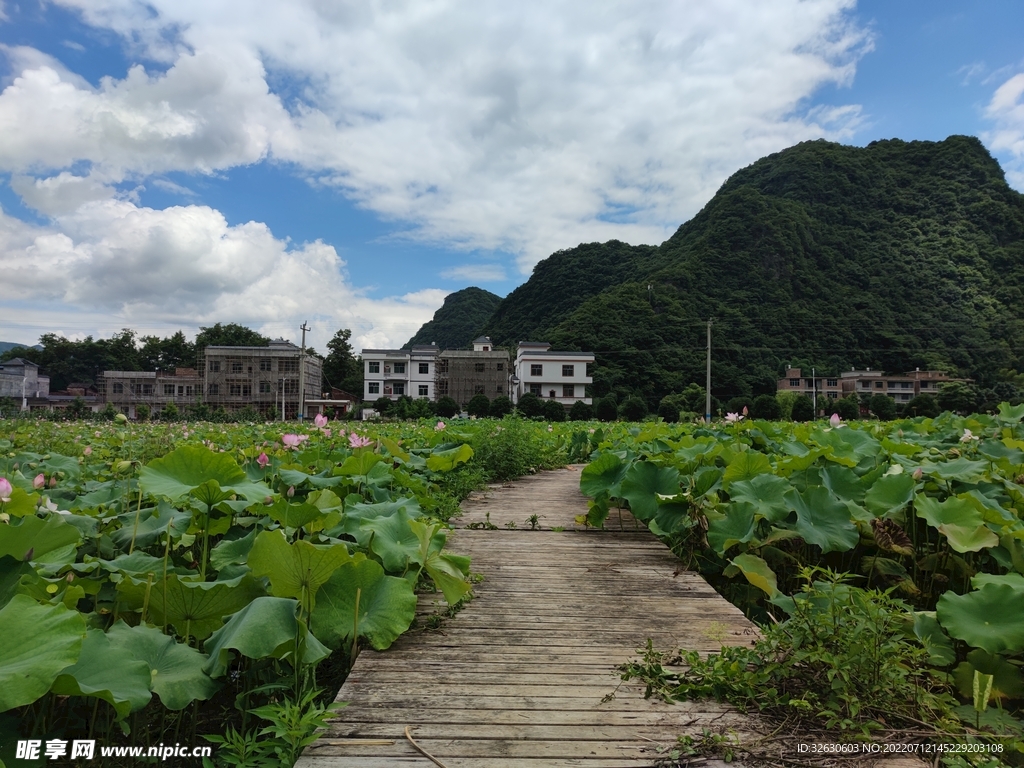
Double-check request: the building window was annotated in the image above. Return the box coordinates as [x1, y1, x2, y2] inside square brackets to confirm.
[474, 363, 485, 373]
[876, 381, 884, 389]
[789, 378, 800, 387]
[209, 384, 220, 395]
[497, 362, 503, 371]
[482, 346, 490, 351]
[436, 380, 448, 395]
[497, 385, 504, 393]
[259, 382, 271, 394]
[827, 391, 838, 399]
[284, 381, 299, 394]
[438, 360, 449, 374]
[230, 384, 242, 396]
[861, 381, 872, 388]
[549, 389, 556, 398]
[562, 384, 574, 397]
[142, 384, 153, 395]
[419, 363, 429, 374]
[231, 362, 243, 374]
[368, 361, 380, 373]
[562, 365, 574, 377]
[392, 383, 405, 395]
[826, 379, 838, 387]
[393, 363, 406, 374]
[474, 385, 485, 394]
[900, 394, 911, 401]
[112, 382, 123, 394]
[368, 382, 380, 394]
[901, 382, 911, 389]
[921, 381, 930, 388]
[279, 359, 299, 373]
[418, 385, 429, 397]
[164, 384, 174, 395]
[531, 364, 543, 376]
[177, 386, 184, 396]
[888, 381, 897, 389]
[805, 379, 814, 388]
[209, 361, 220, 372]
[530, 383, 542, 395]
[259, 359, 272, 372]
[242, 385, 252, 397]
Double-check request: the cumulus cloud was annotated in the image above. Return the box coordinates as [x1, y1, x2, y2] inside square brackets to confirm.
[440, 264, 507, 282]
[0, 201, 442, 351]
[985, 72, 1024, 188]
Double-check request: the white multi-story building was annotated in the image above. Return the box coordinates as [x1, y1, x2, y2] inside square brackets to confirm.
[363, 344, 439, 401]
[513, 342, 593, 407]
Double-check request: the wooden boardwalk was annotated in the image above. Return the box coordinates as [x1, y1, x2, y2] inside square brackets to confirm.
[299, 466, 760, 767]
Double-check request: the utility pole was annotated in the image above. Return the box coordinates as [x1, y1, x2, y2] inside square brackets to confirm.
[705, 319, 713, 422]
[812, 366, 817, 417]
[298, 322, 309, 422]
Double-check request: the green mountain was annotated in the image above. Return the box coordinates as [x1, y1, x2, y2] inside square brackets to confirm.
[405, 287, 502, 349]
[484, 136, 1024, 407]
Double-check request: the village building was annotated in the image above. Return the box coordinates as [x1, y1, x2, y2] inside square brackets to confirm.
[512, 342, 594, 407]
[98, 368, 202, 419]
[776, 367, 965, 405]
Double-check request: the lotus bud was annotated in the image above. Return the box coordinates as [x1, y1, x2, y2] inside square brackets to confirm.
[33, 474, 45, 490]
[49, 476, 57, 488]
[264, 496, 274, 505]
[83, 446, 92, 456]
[0, 513, 9, 523]
[287, 486, 295, 498]
[115, 413, 128, 424]
[0, 477, 12, 502]
[913, 467, 923, 481]
[314, 413, 328, 428]
[115, 460, 133, 473]
[256, 452, 269, 468]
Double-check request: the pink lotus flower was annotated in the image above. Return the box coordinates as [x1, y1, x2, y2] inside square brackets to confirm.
[323, 428, 332, 438]
[0, 478, 11, 503]
[724, 412, 743, 423]
[435, 421, 446, 431]
[349, 433, 373, 449]
[314, 413, 328, 428]
[282, 434, 309, 449]
[256, 452, 269, 468]
[286, 486, 295, 498]
[83, 446, 92, 456]
[742, 406, 749, 416]
[33, 474, 45, 490]
[830, 413, 842, 427]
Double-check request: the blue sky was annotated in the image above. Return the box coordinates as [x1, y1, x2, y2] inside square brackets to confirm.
[0, 0, 1022, 353]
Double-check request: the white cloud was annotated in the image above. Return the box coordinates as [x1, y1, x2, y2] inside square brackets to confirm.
[440, 264, 507, 282]
[0, 200, 443, 352]
[3, 0, 870, 274]
[985, 72, 1024, 189]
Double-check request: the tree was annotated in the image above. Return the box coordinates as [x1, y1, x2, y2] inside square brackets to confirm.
[323, 328, 357, 392]
[542, 399, 566, 422]
[833, 396, 861, 421]
[790, 394, 814, 421]
[904, 394, 939, 418]
[657, 399, 679, 422]
[619, 395, 648, 421]
[869, 393, 897, 421]
[936, 381, 980, 415]
[467, 394, 491, 418]
[568, 400, 593, 421]
[373, 396, 394, 416]
[725, 396, 754, 415]
[775, 390, 798, 420]
[160, 402, 179, 421]
[516, 392, 544, 418]
[195, 323, 270, 351]
[595, 395, 618, 422]
[135, 404, 150, 422]
[435, 396, 460, 418]
[750, 394, 781, 420]
[489, 396, 513, 417]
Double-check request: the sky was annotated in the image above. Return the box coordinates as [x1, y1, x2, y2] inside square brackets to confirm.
[1, 0, 1023, 355]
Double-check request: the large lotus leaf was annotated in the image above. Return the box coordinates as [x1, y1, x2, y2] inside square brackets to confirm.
[334, 451, 382, 477]
[99, 551, 192, 577]
[0, 556, 33, 609]
[117, 573, 264, 641]
[821, 465, 867, 505]
[619, 461, 680, 522]
[788, 486, 859, 554]
[728, 474, 792, 522]
[937, 584, 1024, 654]
[652, 501, 693, 535]
[978, 440, 1024, 466]
[0, 514, 80, 562]
[363, 509, 421, 574]
[310, 558, 417, 650]
[105, 622, 218, 710]
[426, 443, 474, 472]
[707, 503, 756, 556]
[913, 612, 956, 667]
[864, 473, 916, 518]
[334, 498, 421, 548]
[998, 402, 1024, 424]
[938, 523, 999, 553]
[70, 480, 122, 510]
[923, 457, 989, 483]
[973, 573, 1024, 590]
[730, 553, 779, 597]
[202, 597, 330, 678]
[408, 518, 472, 606]
[722, 451, 772, 489]
[112, 500, 191, 549]
[960, 489, 1016, 525]
[278, 468, 344, 489]
[580, 452, 628, 499]
[0, 595, 86, 711]
[140, 445, 269, 501]
[692, 466, 723, 499]
[263, 499, 326, 531]
[1, 487, 39, 518]
[210, 529, 258, 571]
[914, 493, 983, 530]
[247, 530, 352, 614]
[953, 649, 1024, 700]
[51, 629, 152, 719]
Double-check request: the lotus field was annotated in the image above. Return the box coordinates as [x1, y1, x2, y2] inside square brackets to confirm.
[0, 416, 570, 765]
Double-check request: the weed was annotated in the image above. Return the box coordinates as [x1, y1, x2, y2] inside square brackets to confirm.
[526, 514, 540, 530]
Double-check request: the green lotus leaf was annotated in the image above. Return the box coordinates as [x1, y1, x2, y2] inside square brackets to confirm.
[0, 556, 33, 609]
[730, 553, 779, 597]
[722, 450, 772, 489]
[938, 523, 999, 553]
[0, 514, 80, 562]
[362, 509, 421, 574]
[1, 487, 39, 518]
[202, 597, 330, 679]
[247, 530, 352, 614]
[619, 461, 680, 521]
[579, 452, 628, 499]
[997, 402, 1024, 424]
[978, 440, 1024, 466]
[820, 465, 867, 505]
[652, 500, 693, 535]
[923, 457, 989, 482]
[426, 443, 474, 472]
[788, 486, 858, 554]
[953, 649, 1024, 700]
[937, 583, 1024, 654]
[728, 474, 792, 522]
[263, 499, 325, 531]
[51, 628, 152, 719]
[972, 573, 1024, 590]
[864, 473, 916, 517]
[140, 445, 269, 501]
[99, 551, 191, 577]
[310, 558, 417, 650]
[210, 529, 258, 571]
[913, 612, 956, 667]
[0, 595, 86, 711]
[117, 573, 264, 641]
[707, 503, 756, 556]
[112, 500, 191, 549]
[334, 451, 382, 477]
[408, 518, 471, 606]
[105, 622, 218, 710]
[915, 493, 983, 529]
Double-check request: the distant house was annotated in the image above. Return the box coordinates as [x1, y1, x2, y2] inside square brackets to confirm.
[777, 367, 966, 405]
[435, 337, 510, 405]
[0, 358, 50, 410]
[363, 345, 440, 402]
[99, 368, 202, 419]
[513, 342, 594, 407]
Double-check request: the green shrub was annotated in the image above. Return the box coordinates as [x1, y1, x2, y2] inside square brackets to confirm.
[542, 399, 566, 422]
[516, 392, 543, 418]
[135, 403, 150, 422]
[473, 415, 537, 481]
[435, 396, 459, 418]
[568, 400, 593, 421]
[869, 393, 897, 421]
[467, 394, 490, 418]
[790, 394, 814, 421]
[489, 395, 513, 417]
[595, 395, 618, 422]
[657, 400, 679, 422]
[750, 394, 781, 420]
[905, 393, 939, 418]
[619, 395, 648, 421]
[725, 396, 753, 415]
[833, 395, 860, 421]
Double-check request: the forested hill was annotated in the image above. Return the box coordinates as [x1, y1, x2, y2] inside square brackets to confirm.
[483, 136, 1024, 407]
[404, 287, 501, 349]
